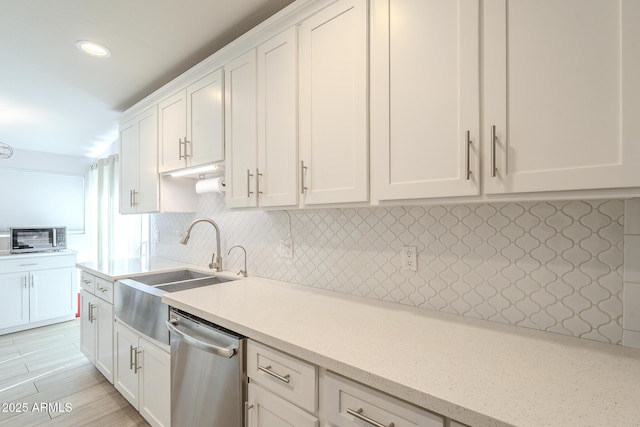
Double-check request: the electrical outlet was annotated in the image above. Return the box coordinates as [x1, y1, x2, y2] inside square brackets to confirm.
[280, 238, 293, 259]
[401, 246, 417, 271]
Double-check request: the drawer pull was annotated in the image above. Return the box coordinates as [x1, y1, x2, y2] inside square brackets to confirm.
[347, 407, 394, 427]
[258, 365, 290, 384]
[19, 263, 38, 267]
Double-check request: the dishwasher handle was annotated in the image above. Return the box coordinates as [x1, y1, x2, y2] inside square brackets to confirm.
[166, 319, 237, 358]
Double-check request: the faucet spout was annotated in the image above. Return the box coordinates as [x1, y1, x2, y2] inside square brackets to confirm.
[180, 218, 223, 272]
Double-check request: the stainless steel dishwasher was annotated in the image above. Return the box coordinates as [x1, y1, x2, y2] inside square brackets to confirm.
[166, 307, 246, 427]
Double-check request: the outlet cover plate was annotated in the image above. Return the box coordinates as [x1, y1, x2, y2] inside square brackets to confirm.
[402, 246, 417, 271]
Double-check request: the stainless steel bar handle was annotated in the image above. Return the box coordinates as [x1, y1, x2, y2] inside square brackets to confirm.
[30, 274, 34, 288]
[346, 408, 395, 427]
[87, 302, 92, 322]
[257, 365, 290, 384]
[132, 190, 139, 206]
[134, 348, 141, 374]
[256, 168, 263, 198]
[90, 303, 96, 322]
[166, 320, 237, 358]
[491, 125, 497, 177]
[247, 169, 254, 198]
[82, 279, 92, 285]
[19, 263, 38, 267]
[179, 137, 185, 160]
[184, 137, 191, 158]
[244, 402, 254, 427]
[300, 161, 308, 194]
[129, 190, 133, 207]
[465, 130, 472, 180]
[129, 345, 136, 370]
[23, 276, 27, 289]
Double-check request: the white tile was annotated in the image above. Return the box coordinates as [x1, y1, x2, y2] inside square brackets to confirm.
[624, 198, 640, 235]
[623, 235, 640, 283]
[623, 329, 640, 349]
[623, 282, 640, 331]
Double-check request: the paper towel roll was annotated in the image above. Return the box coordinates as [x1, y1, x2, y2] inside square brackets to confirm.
[195, 177, 226, 193]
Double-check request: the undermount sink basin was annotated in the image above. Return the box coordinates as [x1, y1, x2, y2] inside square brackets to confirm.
[154, 275, 234, 292]
[130, 269, 213, 286]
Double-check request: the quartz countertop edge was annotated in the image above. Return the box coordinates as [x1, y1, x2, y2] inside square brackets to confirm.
[161, 276, 640, 427]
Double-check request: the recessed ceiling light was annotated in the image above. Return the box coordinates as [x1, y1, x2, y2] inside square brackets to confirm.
[75, 40, 111, 58]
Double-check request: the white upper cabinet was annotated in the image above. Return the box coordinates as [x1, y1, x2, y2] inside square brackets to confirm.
[225, 50, 258, 209]
[371, 0, 480, 201]
[187, 70, 225, 168]
[158, 69, 224, 173]
[483, 0, 640, 194]
[158, 91, 186, 173]
[299, 0, 369, 205]
[257, 27, 299, 208]
[120, 107, 159, 214]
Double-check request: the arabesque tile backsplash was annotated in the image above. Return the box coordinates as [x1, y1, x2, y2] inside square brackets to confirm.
[152, 193, 625, 345]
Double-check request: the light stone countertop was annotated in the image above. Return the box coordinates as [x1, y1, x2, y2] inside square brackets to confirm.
[161, 275, 640, 427]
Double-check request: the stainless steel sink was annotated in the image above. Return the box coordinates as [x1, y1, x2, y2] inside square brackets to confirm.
[115, 269, 236, 344]
[129, 269, 213, 286]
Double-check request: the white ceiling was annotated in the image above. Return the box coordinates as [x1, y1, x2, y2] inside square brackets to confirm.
[0, 0, 294, 158]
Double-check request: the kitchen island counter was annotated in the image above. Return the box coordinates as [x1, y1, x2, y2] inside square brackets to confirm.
[163, 276, 640, 427]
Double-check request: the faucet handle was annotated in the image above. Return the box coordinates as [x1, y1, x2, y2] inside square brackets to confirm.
[209, 253, 220, 270]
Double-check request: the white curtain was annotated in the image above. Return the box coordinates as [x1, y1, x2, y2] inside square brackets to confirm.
[87, 155, 146, 262]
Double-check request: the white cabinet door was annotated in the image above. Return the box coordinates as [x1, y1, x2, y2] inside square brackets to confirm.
[0, 272, 29, 330]
[225, 50, 258, 208]
[257, 27, 298, 208]
[483, 0, 640, 194]
[136, 107, 160, 212]
[114, 321, 140, 409]
[119, 117, 138, 215]
[299, 0, 368, 205]
[95, 297, 114, 384]
[29, 267, 75, 323]
[187, 68, 225, 167]
[158, 90, 187, 173]
[120, 107, 159, 214]
[248, 383, 319, 427]
[79, 290, 96, 362]
[139, 337, 171, 427]
[371, 0, 480, 201]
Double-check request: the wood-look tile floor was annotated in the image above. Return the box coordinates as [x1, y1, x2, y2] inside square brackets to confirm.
[0, 320, 149, 426]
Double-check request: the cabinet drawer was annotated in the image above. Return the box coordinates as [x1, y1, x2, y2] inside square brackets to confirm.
[0, 253, 76, 274]
[80, 270, 96, 295]
[95, 277, 113, 304]
[247, 340, 317, 413]
[248, 383, 318, 427]
[323, 371, 444, 427]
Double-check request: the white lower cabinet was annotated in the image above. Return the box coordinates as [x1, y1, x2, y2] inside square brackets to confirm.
[79, 272, 114, 383]
[114, 320, 170, 427]
[248, 383, 319, 427]
[247, 340, 318, 426]
[0, 253, 76, 334]
[322, 371, 444, 427]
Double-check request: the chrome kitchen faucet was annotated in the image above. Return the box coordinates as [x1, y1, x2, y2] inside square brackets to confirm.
[180, 218, 223, 272]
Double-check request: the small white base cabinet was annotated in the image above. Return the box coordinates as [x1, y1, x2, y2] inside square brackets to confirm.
[114, 319, 170, 427]
[79, 270, 114, 383]
[0, 252, 76, 334]
[246, 340, 467, 427]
